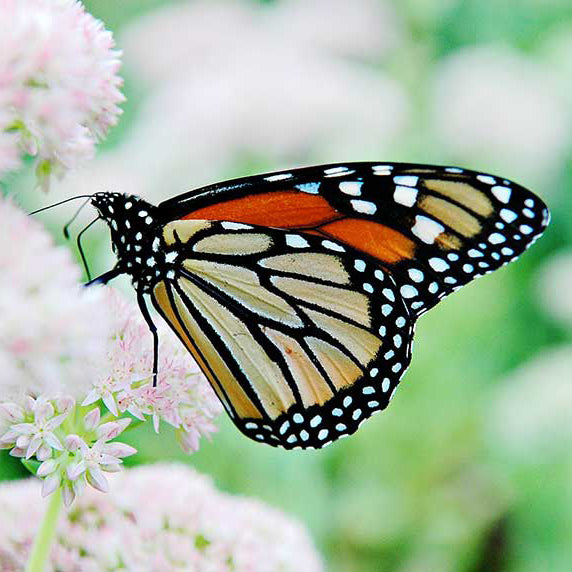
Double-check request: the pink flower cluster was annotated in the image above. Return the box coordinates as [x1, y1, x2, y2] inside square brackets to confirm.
[0, 464, 324, 571]
[0, 198, 221, 503]
[0, 0, 124, 190]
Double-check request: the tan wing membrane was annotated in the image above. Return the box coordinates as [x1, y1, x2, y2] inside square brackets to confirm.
[259, 252, 351, 285]
[423, 179, 493, 216]
[305, 336, 363, 390]
[264, 327, 334, 407]
[420, 195, 481, 238]
[303, 307, 382, 367]
[183, 259, 303, 327]
[193, 232, 273, 256]
[270, 276, 371, 327]
[153, 281, 262, 420]
[163, 220, 212, 245]
[178, 277, 297, 419]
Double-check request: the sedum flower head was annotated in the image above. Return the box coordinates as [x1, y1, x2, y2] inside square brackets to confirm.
[0, 397, 136, 506]
[0, 464, 324, 571]
[0, 0, 125, 190]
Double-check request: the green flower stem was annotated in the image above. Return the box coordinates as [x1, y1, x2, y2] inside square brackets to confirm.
[25, 488, 63, 572]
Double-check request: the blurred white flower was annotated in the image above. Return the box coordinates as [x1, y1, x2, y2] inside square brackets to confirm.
[430, 45, 570, 184]
[488, 346, 572, 460]
[537, 250, 572, 329]
[0, 463, 324, 572]
[0, 198, 109, 400]
[271, 0, 403, 60]
[0, 0, 124, 190]
[53, 0, 409, 203]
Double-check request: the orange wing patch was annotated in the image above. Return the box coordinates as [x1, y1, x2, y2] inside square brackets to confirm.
[319, 219, 416, 264]
[183, 190, 417, 266]
[183, 191, 341, 229]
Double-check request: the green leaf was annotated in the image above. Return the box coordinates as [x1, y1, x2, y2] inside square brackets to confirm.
[22, 458, 41, 476]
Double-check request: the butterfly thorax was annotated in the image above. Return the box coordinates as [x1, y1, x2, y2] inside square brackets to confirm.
[91, 192, 174, 293]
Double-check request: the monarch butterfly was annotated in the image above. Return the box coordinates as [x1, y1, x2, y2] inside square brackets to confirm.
[80, 162, 548, 449]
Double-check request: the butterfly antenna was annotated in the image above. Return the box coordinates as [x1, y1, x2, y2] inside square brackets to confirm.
[63, 197, 92, 239]
[76, 216, 100, 282]
[28, 195, 93, 216]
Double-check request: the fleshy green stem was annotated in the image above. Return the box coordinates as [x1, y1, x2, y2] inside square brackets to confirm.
[25, 488, 63, 572]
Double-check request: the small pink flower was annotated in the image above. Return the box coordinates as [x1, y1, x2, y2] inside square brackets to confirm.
[0, 0, 125, 189]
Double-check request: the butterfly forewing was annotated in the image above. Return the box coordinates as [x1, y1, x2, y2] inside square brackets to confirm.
[159, 163, 549, 318]
[150, 220, 414, 449]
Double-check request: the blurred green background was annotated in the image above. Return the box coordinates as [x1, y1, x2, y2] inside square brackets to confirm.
[3, 1, 572, 571]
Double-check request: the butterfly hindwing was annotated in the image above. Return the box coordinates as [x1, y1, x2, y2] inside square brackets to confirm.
[158, 163, 550, 318]
[150, 219, 414, 449]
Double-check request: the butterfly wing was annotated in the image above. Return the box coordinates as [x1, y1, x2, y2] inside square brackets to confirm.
[158, 163, 550, 318]
[150, 219, 414, 449]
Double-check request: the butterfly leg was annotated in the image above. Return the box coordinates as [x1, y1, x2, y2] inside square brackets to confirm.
[137, 292, 159, 387]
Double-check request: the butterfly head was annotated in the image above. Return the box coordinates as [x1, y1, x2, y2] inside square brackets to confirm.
[91, 192, 159, 231]
[91, 192, 164, 291]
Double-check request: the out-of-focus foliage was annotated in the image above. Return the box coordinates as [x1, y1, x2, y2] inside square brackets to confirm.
[2, 1, 571, 571]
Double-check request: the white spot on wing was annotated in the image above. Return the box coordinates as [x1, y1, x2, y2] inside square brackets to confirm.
[286, 234, 309, 248]
[408, 269, 424, 282]
[429, 257, 449, 272]
[372, 165, 393, 175]
[477, 175, 496, 185]
[325, 166, 348, 175]
[165, 251, 178, 263]
[296, 182, 320, 194]
[491, 185, 511, 204]
[221, 222, 253, 230]
[393, 175, 418, 187]
[265, 173, 292, 182]
[339, 181, 363, 196]
[412, 215, 445, 244]
[322, 240, 345, 252]
[500, 209, 517, 223]
[489, 232, 506, 244]
[351, 199, 377, 215]
[400, 285, 418, 299]
[394, 186, 418, 207]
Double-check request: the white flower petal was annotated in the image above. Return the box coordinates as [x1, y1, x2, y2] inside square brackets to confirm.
[44, 432, 63, 451]
[62, 482, 76, 507]
[25, 435, 43, 459]
[101, 442, 137, 459]
[36, 444, 52, 461]
[83, 407, 101, 430]
[102, 394, 119, 417]
[86, 467, 109, 493]
[37, 459, 58, 477]
[67, 460, 86, 481]
[41, 473, 61, 497]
